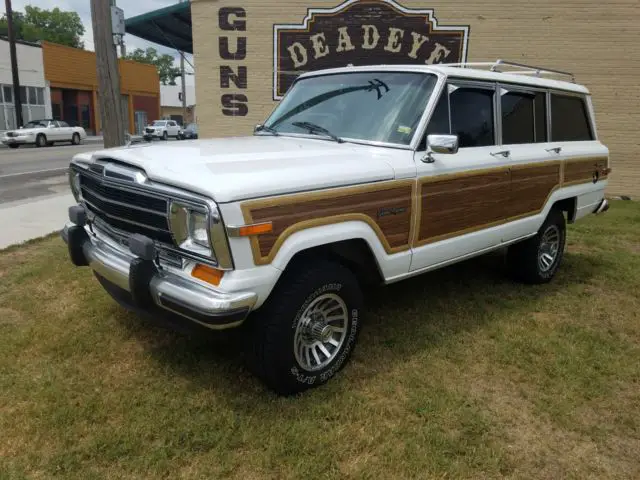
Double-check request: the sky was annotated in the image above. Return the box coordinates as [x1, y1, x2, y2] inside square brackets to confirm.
[6, 0, 195, 84]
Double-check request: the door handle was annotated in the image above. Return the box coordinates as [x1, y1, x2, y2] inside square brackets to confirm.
[546, 147, 562, 154]
[490, 150, 510, 158]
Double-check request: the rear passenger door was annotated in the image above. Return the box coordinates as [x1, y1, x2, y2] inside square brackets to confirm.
[411, 80, 510, 271]
[498, 87, 561, 231]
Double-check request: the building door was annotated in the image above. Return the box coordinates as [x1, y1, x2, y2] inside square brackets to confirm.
[134, 111, 147, 135]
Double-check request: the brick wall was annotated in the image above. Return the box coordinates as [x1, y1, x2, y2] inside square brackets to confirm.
[191, 0, 640, 197]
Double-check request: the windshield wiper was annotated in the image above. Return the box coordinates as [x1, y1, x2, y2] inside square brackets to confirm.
[254, 124, 280, 136]
[292, 121, 344, 143]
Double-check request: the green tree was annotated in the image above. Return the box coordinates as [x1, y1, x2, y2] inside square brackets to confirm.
[0, 6, 85, 49]
[124, 47, 180, 85]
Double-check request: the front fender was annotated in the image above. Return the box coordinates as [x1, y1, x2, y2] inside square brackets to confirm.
[269, 219, 412, 280]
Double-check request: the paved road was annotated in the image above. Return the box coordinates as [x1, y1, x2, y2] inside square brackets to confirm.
[0, 139, 171, 205]
[0, 144, 100, 205]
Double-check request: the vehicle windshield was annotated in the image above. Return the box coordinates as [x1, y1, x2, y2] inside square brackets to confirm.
[24, 120, 49, 128]
[152, 120, 167, 126]
[263, 72, 438, 145]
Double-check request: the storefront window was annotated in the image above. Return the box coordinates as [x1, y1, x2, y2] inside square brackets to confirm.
[264, 72, 438, 145]
[20, 87, 27, 104]
[36, 88, 44, 105]
[28, 87, 37, 105]
[3, 86, 12, 104]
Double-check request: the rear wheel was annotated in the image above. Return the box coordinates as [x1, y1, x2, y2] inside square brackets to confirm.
[72, 133, 80, 145]
[35, 134, 46, 148]
[245, 259, 363, 395]
[508, 208, 566, 284]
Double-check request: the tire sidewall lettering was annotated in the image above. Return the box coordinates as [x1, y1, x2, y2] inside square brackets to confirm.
[288, 282, 359, 386]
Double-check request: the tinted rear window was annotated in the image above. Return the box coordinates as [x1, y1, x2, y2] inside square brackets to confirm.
[551, 94, 593, 141]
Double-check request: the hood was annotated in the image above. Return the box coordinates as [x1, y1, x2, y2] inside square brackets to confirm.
[72, 136, 398, 203]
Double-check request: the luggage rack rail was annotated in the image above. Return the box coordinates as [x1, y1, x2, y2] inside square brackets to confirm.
[445, 59, 575, 82]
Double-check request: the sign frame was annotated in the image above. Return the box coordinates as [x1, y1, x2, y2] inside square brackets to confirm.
[272, 0, 470, 100]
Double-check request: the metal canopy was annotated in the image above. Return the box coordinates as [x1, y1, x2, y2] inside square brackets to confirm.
[124, 2, 192, 54]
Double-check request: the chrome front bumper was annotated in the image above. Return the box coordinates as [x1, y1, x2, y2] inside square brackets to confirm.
[62, 223, 256, 330]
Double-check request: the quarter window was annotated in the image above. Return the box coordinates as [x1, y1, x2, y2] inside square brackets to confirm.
[551, 94, 593, 141]
[449, 86, 495, 148]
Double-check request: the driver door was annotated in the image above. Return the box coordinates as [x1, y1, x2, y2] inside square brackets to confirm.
[410, 81, 511, 271]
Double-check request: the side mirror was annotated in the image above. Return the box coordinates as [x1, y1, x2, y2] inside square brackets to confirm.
[421, 134, 459, 163]
[428, 134, 459, 154]
[253, 124, 263, 133]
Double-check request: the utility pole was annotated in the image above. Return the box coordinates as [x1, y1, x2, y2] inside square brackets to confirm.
[180, 52, 187, 125]
[5, 0, 23, 128]
[91, 0, 126, 147]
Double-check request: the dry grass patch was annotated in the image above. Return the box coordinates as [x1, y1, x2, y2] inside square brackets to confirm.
[1, 201, 639, 479]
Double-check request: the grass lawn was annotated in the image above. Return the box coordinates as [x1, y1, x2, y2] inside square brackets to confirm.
[1, 201, 639, 479]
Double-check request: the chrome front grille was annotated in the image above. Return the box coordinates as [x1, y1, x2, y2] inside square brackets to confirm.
[78, 170, 175, 245]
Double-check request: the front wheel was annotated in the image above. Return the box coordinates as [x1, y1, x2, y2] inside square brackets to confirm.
[162, 131, 168, 141]
[71, 133, 80, 145]
[35, 134, 47, 148]
[8, 144, 19, 149]
[245, 260, 363, 395]
[507, 208, 566, 284]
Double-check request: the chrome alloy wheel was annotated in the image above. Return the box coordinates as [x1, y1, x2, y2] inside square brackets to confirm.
[294, 293, 349, 371]
[538, 225, 561, 272]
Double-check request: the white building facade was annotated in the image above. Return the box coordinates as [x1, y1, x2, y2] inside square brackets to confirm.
[0, 38, 52, 131]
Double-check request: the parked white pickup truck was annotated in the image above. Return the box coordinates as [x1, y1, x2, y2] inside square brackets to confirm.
[2, 119, 86, 148]
[62, 60, 610, 395]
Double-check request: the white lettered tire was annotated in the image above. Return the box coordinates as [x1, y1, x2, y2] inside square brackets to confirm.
[245, 260, 363, 395]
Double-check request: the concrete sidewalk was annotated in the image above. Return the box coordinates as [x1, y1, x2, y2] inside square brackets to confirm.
[0, 193, 73, 249]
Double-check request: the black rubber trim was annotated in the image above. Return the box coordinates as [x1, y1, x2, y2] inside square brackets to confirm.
[157, 296, 249, 326]
[66, 225, 89, 267]
[128, 258, 157, 308]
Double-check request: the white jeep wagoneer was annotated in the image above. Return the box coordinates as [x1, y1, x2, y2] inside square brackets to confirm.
[62, 60, 611, 395]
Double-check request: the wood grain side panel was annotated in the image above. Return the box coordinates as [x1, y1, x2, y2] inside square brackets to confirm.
[243, 182, 414, 264]
[564, 157, 609, 185]
[507, 162, 561, 217]
[418, 169, 510, 243]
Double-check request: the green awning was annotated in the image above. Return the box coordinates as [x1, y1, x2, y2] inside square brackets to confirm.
[125, 2, 192, 53]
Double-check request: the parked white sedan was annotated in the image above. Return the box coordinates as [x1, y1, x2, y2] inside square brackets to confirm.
[1, 119, 87, 148]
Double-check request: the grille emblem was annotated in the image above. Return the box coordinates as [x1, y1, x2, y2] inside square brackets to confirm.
[102, 162, 147, 184]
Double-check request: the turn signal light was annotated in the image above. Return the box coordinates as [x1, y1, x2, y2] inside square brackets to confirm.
[192, 264, 224, 286]
[238, 222, 273, 237]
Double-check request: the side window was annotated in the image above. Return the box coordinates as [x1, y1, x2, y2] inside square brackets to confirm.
[501, 91, 535, 144]
[58, 121, 69, 128]
[551, 94, 593, 141]
[534, 92, 547, 142]
[449, 86, 495, 148]
[425, 90, 450, 136]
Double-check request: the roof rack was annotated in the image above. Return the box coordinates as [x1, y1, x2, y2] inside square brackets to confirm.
[445, 59, 576, 83]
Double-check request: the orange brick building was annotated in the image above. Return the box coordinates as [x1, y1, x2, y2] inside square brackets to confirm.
[41, 42, 160, 135]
